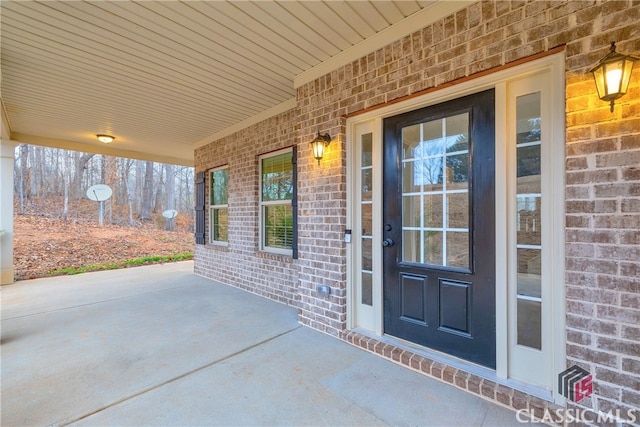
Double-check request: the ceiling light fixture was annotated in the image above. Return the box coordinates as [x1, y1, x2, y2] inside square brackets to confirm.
[97, 134, 115, 144]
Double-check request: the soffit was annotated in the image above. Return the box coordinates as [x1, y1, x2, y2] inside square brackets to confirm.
[1, 0, 468, 166]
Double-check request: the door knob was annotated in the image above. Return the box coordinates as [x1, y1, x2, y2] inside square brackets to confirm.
[383, 238, 395, 247]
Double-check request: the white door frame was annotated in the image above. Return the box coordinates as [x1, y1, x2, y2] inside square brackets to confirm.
[346, 52, 566, 403]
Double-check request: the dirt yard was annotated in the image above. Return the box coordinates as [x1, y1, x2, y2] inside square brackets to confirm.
[12, 203, 194, 281]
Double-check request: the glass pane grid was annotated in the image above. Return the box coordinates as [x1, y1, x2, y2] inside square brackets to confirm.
[515, 91, 542, 350]
[401, 114, 470, 269]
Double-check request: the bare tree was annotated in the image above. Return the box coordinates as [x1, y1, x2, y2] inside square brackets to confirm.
[135, 160, 144, 215]
[153, 164, 164, 214]
[63, 151, 72, 220]
[139, 161, 154, 221]
[165, 164, 176, 231]
[73, 153, 95, 198]
[17, 144, 30, 214]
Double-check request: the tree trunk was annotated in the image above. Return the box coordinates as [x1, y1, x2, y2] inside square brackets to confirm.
[63, 152, 71, 221]
[135, 160, 144, 215]
[165, 164, 176, 231]
[102, 155, 117, 224]
[73, 153, 95, 199]
[29, 146, 39, 197]
[139, 161, 154, 221]
[18, 144, 30, 214]
[153, 164, 164, 214]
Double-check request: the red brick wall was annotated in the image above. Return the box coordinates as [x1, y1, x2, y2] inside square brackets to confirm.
[564, 2, 640, 415]
[196, 0, 639, 419]
[194, 109, 300, 307]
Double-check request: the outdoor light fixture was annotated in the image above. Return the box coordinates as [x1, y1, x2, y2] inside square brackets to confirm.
[310, 131, 331, 165]
[97, 134, 115, 144]
[590, 41, 638, 112]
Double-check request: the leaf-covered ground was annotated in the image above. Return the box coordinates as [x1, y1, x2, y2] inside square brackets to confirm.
[13, 215, 194, 281]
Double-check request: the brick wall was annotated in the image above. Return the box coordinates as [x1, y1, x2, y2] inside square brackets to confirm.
[194, 109, 300, 307]
[196, 0, 639, 420]
[564, 1, 640, 417]
[295, 0, 639, 418]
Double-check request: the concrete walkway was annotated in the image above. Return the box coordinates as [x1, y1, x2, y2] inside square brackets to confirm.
[1, 262, 519, 426]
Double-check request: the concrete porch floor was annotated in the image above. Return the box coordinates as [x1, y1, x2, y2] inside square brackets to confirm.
[1, 261, 519, 426]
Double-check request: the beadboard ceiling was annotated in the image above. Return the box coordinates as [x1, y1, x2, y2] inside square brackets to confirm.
[1, 1, 470, 166]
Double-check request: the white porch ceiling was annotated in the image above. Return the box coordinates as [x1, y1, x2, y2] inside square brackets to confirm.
[1, 1, 469, 166]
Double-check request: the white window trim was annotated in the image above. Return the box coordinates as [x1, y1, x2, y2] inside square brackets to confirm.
[259, 147, 294, 257]
[346, 53, 565, 404]
[209, 165, 229, 246]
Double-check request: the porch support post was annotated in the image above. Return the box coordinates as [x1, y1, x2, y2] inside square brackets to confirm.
[0, 139, 18, 284]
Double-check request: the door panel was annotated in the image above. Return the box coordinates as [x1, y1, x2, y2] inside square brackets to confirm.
[383, 89, 496, 368]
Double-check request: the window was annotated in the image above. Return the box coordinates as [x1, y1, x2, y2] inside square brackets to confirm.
[209, 166, 228, 244]
[259, 148, 297, 256]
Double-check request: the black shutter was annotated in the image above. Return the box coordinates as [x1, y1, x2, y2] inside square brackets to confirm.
[195, 171, 205, 245]
[291, 145, 298, 259]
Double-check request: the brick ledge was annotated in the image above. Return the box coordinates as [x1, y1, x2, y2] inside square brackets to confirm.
[339, 330, 564, 422]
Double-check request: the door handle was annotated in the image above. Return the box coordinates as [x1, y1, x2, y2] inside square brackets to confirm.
[383, 238, 395, 247]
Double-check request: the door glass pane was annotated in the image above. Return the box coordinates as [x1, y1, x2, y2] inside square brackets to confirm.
[401, 113, 470, 269]
[402, 160, 422, 193]
[446, 114, 470, 152]
[403, 230, 420, 263]
[362, 169, 372, 201]
[361, 272, 373, 306]
[515, 92, 542, 350]
[362, 203, 372, 236]
[447, 232, 469, 268]
[517, 195, 541, 246]
[424, 194, 443, 228]
[402, 124, 421, 159]
[362, 237, 372, 271]
[446, 153, 469, 189]
[360, 133, 374, 308]
[403, 195, 421, 227]
[361, 133, 372, 167]
[448, 193, 468, 229]
[424, 231, 443, 265]
[422, 157, 445, 192]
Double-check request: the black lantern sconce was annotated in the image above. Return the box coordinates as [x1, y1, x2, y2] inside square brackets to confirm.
[310, 131, 331, 165]
[590, 41, 638, 113]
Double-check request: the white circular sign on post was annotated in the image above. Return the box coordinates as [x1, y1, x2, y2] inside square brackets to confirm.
[86, 184, 113, 202]
[162, 209, 178, 219]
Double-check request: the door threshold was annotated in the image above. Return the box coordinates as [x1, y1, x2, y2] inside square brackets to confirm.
[351, 327, 554, 403]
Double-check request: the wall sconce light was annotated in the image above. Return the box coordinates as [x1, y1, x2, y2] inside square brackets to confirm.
[590, 41, 638, 112]
[310, 131, 331, 165]
[97, 134, 115, 144]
